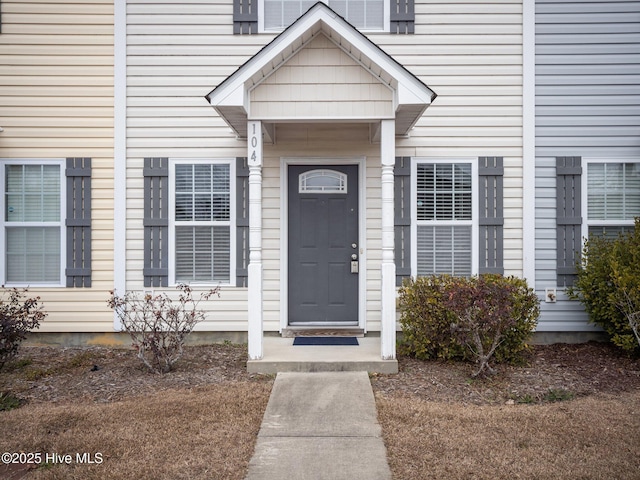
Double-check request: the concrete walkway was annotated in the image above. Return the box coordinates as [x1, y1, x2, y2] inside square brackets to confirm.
[245, 372, 392, 480]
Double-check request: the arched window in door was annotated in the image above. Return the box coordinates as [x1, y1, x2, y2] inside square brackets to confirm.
[299, 169, 348, 194]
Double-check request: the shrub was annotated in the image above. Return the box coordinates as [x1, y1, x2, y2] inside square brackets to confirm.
[445, 274, 539, 376]
[397, 275, 465, 360]
[108, 284, 220, 373]
[568, 219, 640, 353]
[398, 274, 540, 375]
[0, 287, 46, 370]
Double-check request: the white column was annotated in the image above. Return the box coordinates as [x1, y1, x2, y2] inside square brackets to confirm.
[380, 119, 396, 360]
[247, 120, 263, 360]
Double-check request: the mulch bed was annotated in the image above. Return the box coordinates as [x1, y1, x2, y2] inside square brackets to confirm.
[371, 341, 640, 405]
[1, 341, 638, 406]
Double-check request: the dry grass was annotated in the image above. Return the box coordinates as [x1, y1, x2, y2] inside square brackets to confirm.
[1, 343, 639, 479]
[0, 383, 271, 480]
[376, 390, 640, 480]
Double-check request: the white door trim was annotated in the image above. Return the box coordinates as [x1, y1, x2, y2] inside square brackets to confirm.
[280, 157, 367, 332]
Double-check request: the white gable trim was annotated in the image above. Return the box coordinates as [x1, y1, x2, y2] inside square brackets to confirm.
[206, 2, 435, 138]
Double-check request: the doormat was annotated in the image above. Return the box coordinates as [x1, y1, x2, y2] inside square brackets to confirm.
[293, 337, 359, 346]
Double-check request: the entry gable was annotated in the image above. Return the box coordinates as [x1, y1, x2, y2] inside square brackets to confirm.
[205, 2, 435, 138]
[249, 33, 395, 120]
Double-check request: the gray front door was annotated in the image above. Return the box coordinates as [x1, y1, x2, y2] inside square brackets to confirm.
[288, 165, 359, 325]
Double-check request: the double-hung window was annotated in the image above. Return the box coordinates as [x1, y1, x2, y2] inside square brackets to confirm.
[1, 161, 65, 285]
[585, 159, 640, 238]
[170, 160, 234, 285]
[261, 0, 388, 32]
[413, 159, 476, 277]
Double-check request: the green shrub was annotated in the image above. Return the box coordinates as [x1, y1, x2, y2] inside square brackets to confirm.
[397, 275, 465, 361]
[491, 275, 541, 364]
[398, 274, 540, 372]
[568, 219, 640, 353]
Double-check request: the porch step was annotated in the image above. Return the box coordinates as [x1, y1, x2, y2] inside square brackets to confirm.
[247, 336, 398, 374]
[281, 327, 365, 338]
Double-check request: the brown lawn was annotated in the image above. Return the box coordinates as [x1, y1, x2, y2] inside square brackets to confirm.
[0, 342, 638, 479]
[377, 391, 640, 480]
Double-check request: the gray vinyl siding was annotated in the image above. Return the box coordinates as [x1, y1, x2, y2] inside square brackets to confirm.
[534, 0, 640, 330]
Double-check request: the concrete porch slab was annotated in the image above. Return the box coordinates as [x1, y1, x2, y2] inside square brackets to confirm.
[247, 336, 398, 374]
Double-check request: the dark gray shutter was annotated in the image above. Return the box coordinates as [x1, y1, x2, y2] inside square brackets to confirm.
[390, 0, 415, 34]
[556, 156, 582, 287]
[65, 157, 92, 287]
[395, 156, 412, 285]
[143, 157, 169, 287]
[236, 157, 250, 287]
[233, 0, 258, 34]
[478, 157, 504, 275]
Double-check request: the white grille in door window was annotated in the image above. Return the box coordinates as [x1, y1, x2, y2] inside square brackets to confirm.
[299, 169, 347, 193]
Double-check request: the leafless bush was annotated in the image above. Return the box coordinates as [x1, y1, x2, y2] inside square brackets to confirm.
[0, 287, 46, 370]
[617, 289, 640, 350]
[108, 284, 219, 373]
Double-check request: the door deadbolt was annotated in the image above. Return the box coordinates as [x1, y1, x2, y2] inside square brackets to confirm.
[351, 254, 358, 260]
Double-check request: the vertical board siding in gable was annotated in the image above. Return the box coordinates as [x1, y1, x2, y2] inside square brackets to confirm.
[249, 34, 395, 120]
[66, 158, 92, 287]
[143, 158, 169, 288]
[478, 156, 504, 275]
[394, 156, 411, 285]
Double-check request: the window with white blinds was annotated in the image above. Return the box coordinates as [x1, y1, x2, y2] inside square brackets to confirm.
[262, 0, 385, 31]
[586, 160, 640, 238]
[173, 162, 232, 284]
[414, 161, 474, 276]
[2, 162, 63, 284]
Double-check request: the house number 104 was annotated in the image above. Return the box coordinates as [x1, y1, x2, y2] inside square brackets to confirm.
[248, 121, 262, 166]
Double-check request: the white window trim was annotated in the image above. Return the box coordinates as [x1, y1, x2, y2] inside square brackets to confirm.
[0, 159, 66, 287]
[168, 159, 236, 287]
[582, 157, 640, 242]
[411, 158, 479, 277]
[258, 0, 390, 33]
